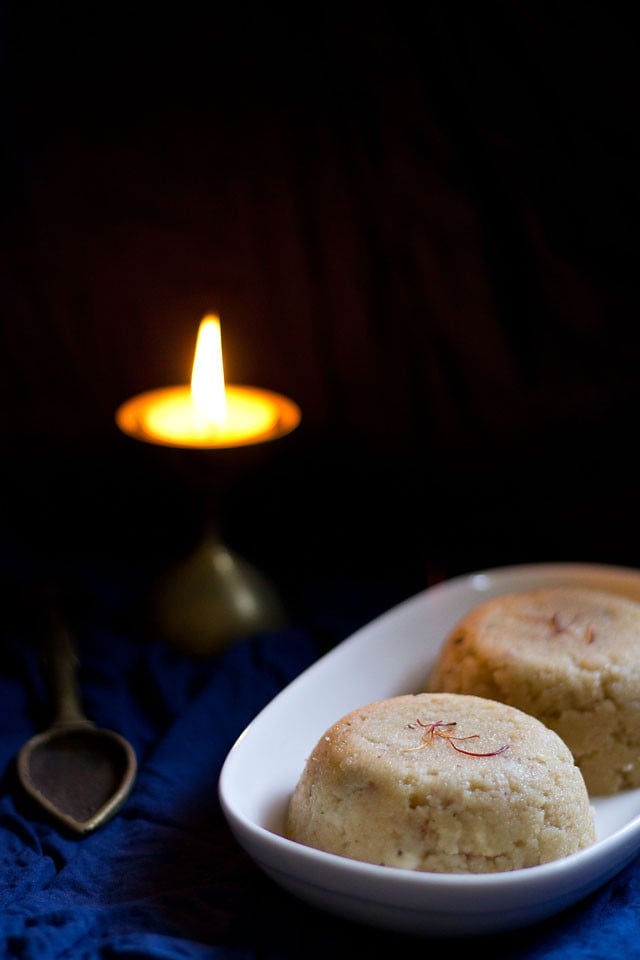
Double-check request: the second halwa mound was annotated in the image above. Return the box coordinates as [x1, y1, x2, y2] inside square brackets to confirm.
[426, 586, 640, 795]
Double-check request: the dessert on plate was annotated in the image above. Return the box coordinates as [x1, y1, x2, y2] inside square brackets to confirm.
[285, 691, 595, 873]
[426, 585, 640, 795]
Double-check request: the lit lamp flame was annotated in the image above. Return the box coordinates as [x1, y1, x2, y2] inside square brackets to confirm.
[191, 314, 227, 427]
[115, 313, 301, 449]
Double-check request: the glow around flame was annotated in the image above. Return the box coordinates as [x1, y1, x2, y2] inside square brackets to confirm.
[190, 314, 227, 426]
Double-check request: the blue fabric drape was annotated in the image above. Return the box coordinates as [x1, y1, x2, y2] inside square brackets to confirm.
[1, 607, 640, 959]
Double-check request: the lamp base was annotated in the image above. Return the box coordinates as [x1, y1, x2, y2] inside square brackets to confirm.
[147, 534, 288, 656]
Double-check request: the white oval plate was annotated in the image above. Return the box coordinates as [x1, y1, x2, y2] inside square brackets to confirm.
[218, 562, 640, 936]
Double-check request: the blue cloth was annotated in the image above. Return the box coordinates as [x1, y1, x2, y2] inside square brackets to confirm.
[1, 607, 640, 959]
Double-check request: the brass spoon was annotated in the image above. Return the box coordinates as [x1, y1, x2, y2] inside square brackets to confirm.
[17, 595, 137, 835]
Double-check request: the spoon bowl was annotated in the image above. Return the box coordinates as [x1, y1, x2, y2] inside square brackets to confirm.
[17, 590, 137, 834]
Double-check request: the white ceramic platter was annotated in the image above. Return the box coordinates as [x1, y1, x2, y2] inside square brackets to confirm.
[218, 562, 640, 937]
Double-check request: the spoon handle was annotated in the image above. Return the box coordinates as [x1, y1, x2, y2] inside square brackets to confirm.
[45, 600, 90, 728]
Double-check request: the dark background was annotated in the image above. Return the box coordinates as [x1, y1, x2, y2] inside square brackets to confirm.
[2, 2, 640, 634]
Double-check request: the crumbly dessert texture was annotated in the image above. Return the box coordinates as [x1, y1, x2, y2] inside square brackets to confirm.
[426, 586, 640, 796]
[285, 692, 595, 874]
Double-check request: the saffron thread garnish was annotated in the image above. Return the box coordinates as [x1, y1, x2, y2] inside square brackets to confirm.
[525, 612, 596, 643]
[404, 719, 510, 757]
